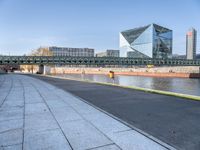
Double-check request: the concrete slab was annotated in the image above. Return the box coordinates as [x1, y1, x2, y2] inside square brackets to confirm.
[0, 144, 22, 150]
[25, 112, 58, 132]
[110, 130, 166, 150]
[42, 93, 61, 101]
[91, 144, 121, 150]
[46, 100, 69, 109]
[2, 100, 24, 108]
[61, 119, 113, 150]
[24, 129, 72, 150]
[51, 106, 82, 123]
[70, 101, 102, 115]
[83, 112, 130, 135]
[0, 108, 23, 122]
[0, 129, 23, 147]
[25, 98, 43, 104]
[25, 102, 49, 115]
[0, 119, 23, 133]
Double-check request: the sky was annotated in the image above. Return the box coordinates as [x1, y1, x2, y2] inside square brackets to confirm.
[0, 0, 199, 55]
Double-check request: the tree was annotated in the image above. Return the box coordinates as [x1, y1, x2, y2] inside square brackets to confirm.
[20, 47, 53, 73]
[31, 47, 53, 56]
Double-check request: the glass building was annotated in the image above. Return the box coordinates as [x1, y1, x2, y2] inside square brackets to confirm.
[120, 24, 172, 59]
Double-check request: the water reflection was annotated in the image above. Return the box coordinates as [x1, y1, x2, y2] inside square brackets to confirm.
[57, 74, 200, 96]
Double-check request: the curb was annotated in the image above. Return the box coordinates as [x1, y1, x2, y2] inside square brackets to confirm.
[42, 74, 200, 102]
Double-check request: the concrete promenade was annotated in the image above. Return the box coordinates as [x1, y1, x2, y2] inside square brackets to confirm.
[32, 75, 200, 150]
[0, 74, 169, 150]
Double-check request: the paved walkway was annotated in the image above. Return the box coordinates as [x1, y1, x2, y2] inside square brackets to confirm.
[31, 74, 200, 150]
[0, 74, 170, 150]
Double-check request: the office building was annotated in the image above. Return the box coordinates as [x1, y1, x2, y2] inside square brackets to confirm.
[186, 28, 197, 60]
[96, 49, 120, 57]
[120, 23, 173, 58]
[46, 46, 94, 57]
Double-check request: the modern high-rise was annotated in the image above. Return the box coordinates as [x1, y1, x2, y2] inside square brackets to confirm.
[46, 46, 94, 57]
[186, 28, 197, 60]
[120, 23, 173, 59]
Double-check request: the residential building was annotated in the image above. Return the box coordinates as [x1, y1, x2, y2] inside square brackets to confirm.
[186, 28, 197, 60]
[120, 23, 173, 59]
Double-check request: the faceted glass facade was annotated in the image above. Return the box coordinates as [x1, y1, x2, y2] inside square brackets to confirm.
[120, 24, 172, 58]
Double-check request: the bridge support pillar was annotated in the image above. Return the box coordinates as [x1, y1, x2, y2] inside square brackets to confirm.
[38, 65, 51, 75]
[43, 65, 51, 75]
[38, 65, 44, 74]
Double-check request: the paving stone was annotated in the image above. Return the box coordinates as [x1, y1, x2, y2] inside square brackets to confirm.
[42, 94, 60, 101]
[52, 106, 82, 123]
[2, 100, 24, 108]
[1, 144, 22, 150]
[24, 129, 71, 150]
[25, 103, 49, 115]
[110, 130, 167, 150]
[71, 102, 101, 115]
[62, 96, 85, 106]
[61, 119, 112, 150]
[0, 129, 23, 147]
[25, 98, 43, 104]
[91, 144, 121, 150]
[0, 119, 23, 133]
[46, 100, 69, 109]
[25, 112, 58, 132]
[83, 112, 130, 135]
[0, 108, 23, 121]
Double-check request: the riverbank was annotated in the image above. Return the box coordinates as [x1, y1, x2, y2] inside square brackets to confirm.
[49, 66, 200, 78]
[49, 74, 200, 99]
[31, 74, 200, 149]
[0, 74, 172, 150]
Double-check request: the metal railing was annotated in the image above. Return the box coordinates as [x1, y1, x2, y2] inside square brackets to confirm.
[0, 56, 200, 66]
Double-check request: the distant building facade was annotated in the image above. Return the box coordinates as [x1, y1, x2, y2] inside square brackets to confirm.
[172, 54, 186, 59]
[186, 28, 197, 60]
[96, 50, 120, 57]
[197, 54, 200, 59]
[47, 46, 94, 57]
[120, 23, 172, 59]
[172, 53, 200, 59]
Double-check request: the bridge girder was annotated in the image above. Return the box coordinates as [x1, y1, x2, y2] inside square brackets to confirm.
[0, 56, 200, 66]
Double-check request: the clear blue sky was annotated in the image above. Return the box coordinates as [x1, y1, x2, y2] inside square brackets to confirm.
[0, 0, 199, 55]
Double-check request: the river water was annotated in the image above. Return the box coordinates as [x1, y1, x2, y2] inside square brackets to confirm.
[55, 74, 200, 96]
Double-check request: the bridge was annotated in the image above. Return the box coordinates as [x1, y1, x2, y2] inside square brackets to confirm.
[0, 56, 200, 66]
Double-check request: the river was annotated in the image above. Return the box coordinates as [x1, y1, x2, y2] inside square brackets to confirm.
[55, 74, 200, 96]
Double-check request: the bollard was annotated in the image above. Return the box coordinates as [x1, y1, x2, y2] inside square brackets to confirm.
[109, 71, 114, 78]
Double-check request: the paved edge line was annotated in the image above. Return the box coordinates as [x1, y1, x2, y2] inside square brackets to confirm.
[66, 91, 177, 150]
[39, 74, 200, 102]
[28, 73, 178, 150]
